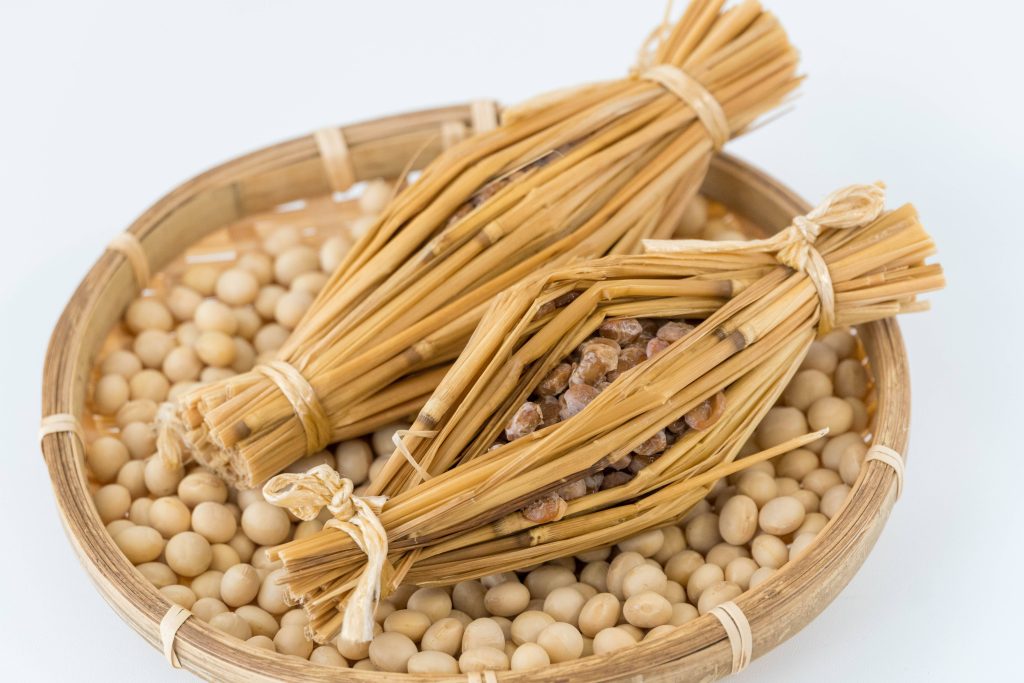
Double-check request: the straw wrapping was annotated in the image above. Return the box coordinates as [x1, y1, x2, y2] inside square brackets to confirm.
[314, 126, 356, 193]
[865, 443, 905, 499]
[108, 232, 150, 290]
[255, 361, 332, 455]
[263, 464, 388, 642]
[640, 64, 729, 150]
[38, 413, 84, 450]
[159, 604, 192, 668]
[709, 601, 752, 674]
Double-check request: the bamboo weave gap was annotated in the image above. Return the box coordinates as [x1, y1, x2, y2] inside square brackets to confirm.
[162, 0, 803, 489]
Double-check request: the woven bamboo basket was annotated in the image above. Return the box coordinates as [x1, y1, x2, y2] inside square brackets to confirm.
[41, 103, 909, 682]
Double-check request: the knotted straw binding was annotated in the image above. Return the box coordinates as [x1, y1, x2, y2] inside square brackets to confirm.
[255, 360, 332, 455]
[644, 183, 887, 334]
[640, 64, 730, 151]
[38, 413, 85, 449]
[314, 126, 357, 193]
[865, 443, 905, 499]
[159, 604, 192, 668]
[709, 601, 752, 674]
[263, 464, 388, 643]
[108, 232, 151, 290]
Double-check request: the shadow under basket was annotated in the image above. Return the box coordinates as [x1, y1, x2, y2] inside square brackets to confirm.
[41, 102, 909, 682]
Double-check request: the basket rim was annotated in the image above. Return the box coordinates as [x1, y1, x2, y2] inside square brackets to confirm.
[39, 103, 909, 682]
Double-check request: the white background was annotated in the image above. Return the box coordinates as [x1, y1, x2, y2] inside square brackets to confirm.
[1, 1, 1020, 681]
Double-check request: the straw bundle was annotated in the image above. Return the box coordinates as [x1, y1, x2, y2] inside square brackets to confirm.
[263, 183, 945, 643]
[165, 0, 801, 487]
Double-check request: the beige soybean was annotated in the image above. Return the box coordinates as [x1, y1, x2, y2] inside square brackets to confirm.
[385, 609, 431, 642]
[820, 484, 851, 519]
[407, 586, 452, 622]
[605, 552, 645, 599]
[622, 591, 672, 628]
[220, 563, 260, 607]
[128, 498, 152, 525]
[101, 349, 143, 378]
[536, 622, 584, 663]
[807, 396, 854, 434]
[719, 494, 758, 545]
[148, 497, 191, 538]
[756, 407, 809, 449]
[319, 235, 351, 273]
[421, 617, 464, 655]
[253, 323, 289, 354]
[117, 458, 148, 497]
[621, 563, 667, 599]
[525, 565, 576, 599]
[87, 436, 130, 483]
[617, 528, 663, 558]
[162, 346, 202, 382]
[684, 512, 722, 553]
[191, 597, 229, 622]
[592, 626, 636, 655]
[822, 432, 865, 469]
[274, 246, 319, 286]
[459, 647, 509, 674]
[736, 471, 778, 507]
[578, 593, 620, 637]
[485, 580, 530, 617]
[783, 369, 833, 411]
[839, 445, 867, 485]
[653, 525, 686, 564]
[122, 421, 156, 459]
[241, 501, 291, 546]
[209, 543, 241, 572]
[129, 369, 169, 402]
[697, 580, 743, 615]
[579, 561, 609, 593]
[246, 635, 276, 652]
[463, 618, 505, 651]
[725, 557, 759, 590]
[759, 496, 806, 535]
[274, 624, 314, 658]
[160, 585, 196, 609]
[686, 563, 724, 602]
[257, 568, 290, 614]
[408, 650, 459, 674]
[106, 519, 134, 537]
[776, 449, 820, 480]
[190, 570, 224, 600]
[705, 543, 750, 569]
[194, 299, 237, 335]
[802, 468, 843, 497]
[94, 484, 131, 524]
[94, 374, 130, 415]
[664, 550, 704, 585]
[125, 298, 173, 333]
[137, 562, 176, 588]
[235, 605, 279, 638]
[133, 329, 175, 368]
[232, 307, 261, 341]
[165, 531, 212, 577]
[178, 471, 228, 507]
[670, 602, 699, 625]
[543, 586, 587, 626]
[751, 534, 788, 569]
[274, 290, 314, 330]
[510, 642, 550, 671]
[821, 328, 857, 359]
[790, 532, 818, 562]
[369, 631, 417, 673]
[309, 645, 348, 667]
[191, 501, 237, 543]
[210, 612, 252, 641]
[510, 610, 555, 645]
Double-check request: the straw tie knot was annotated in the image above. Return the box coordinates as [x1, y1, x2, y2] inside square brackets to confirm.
[263, 464, 388, 643]
[643, 183, 887, 334]
[255, 360, 332, 454]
